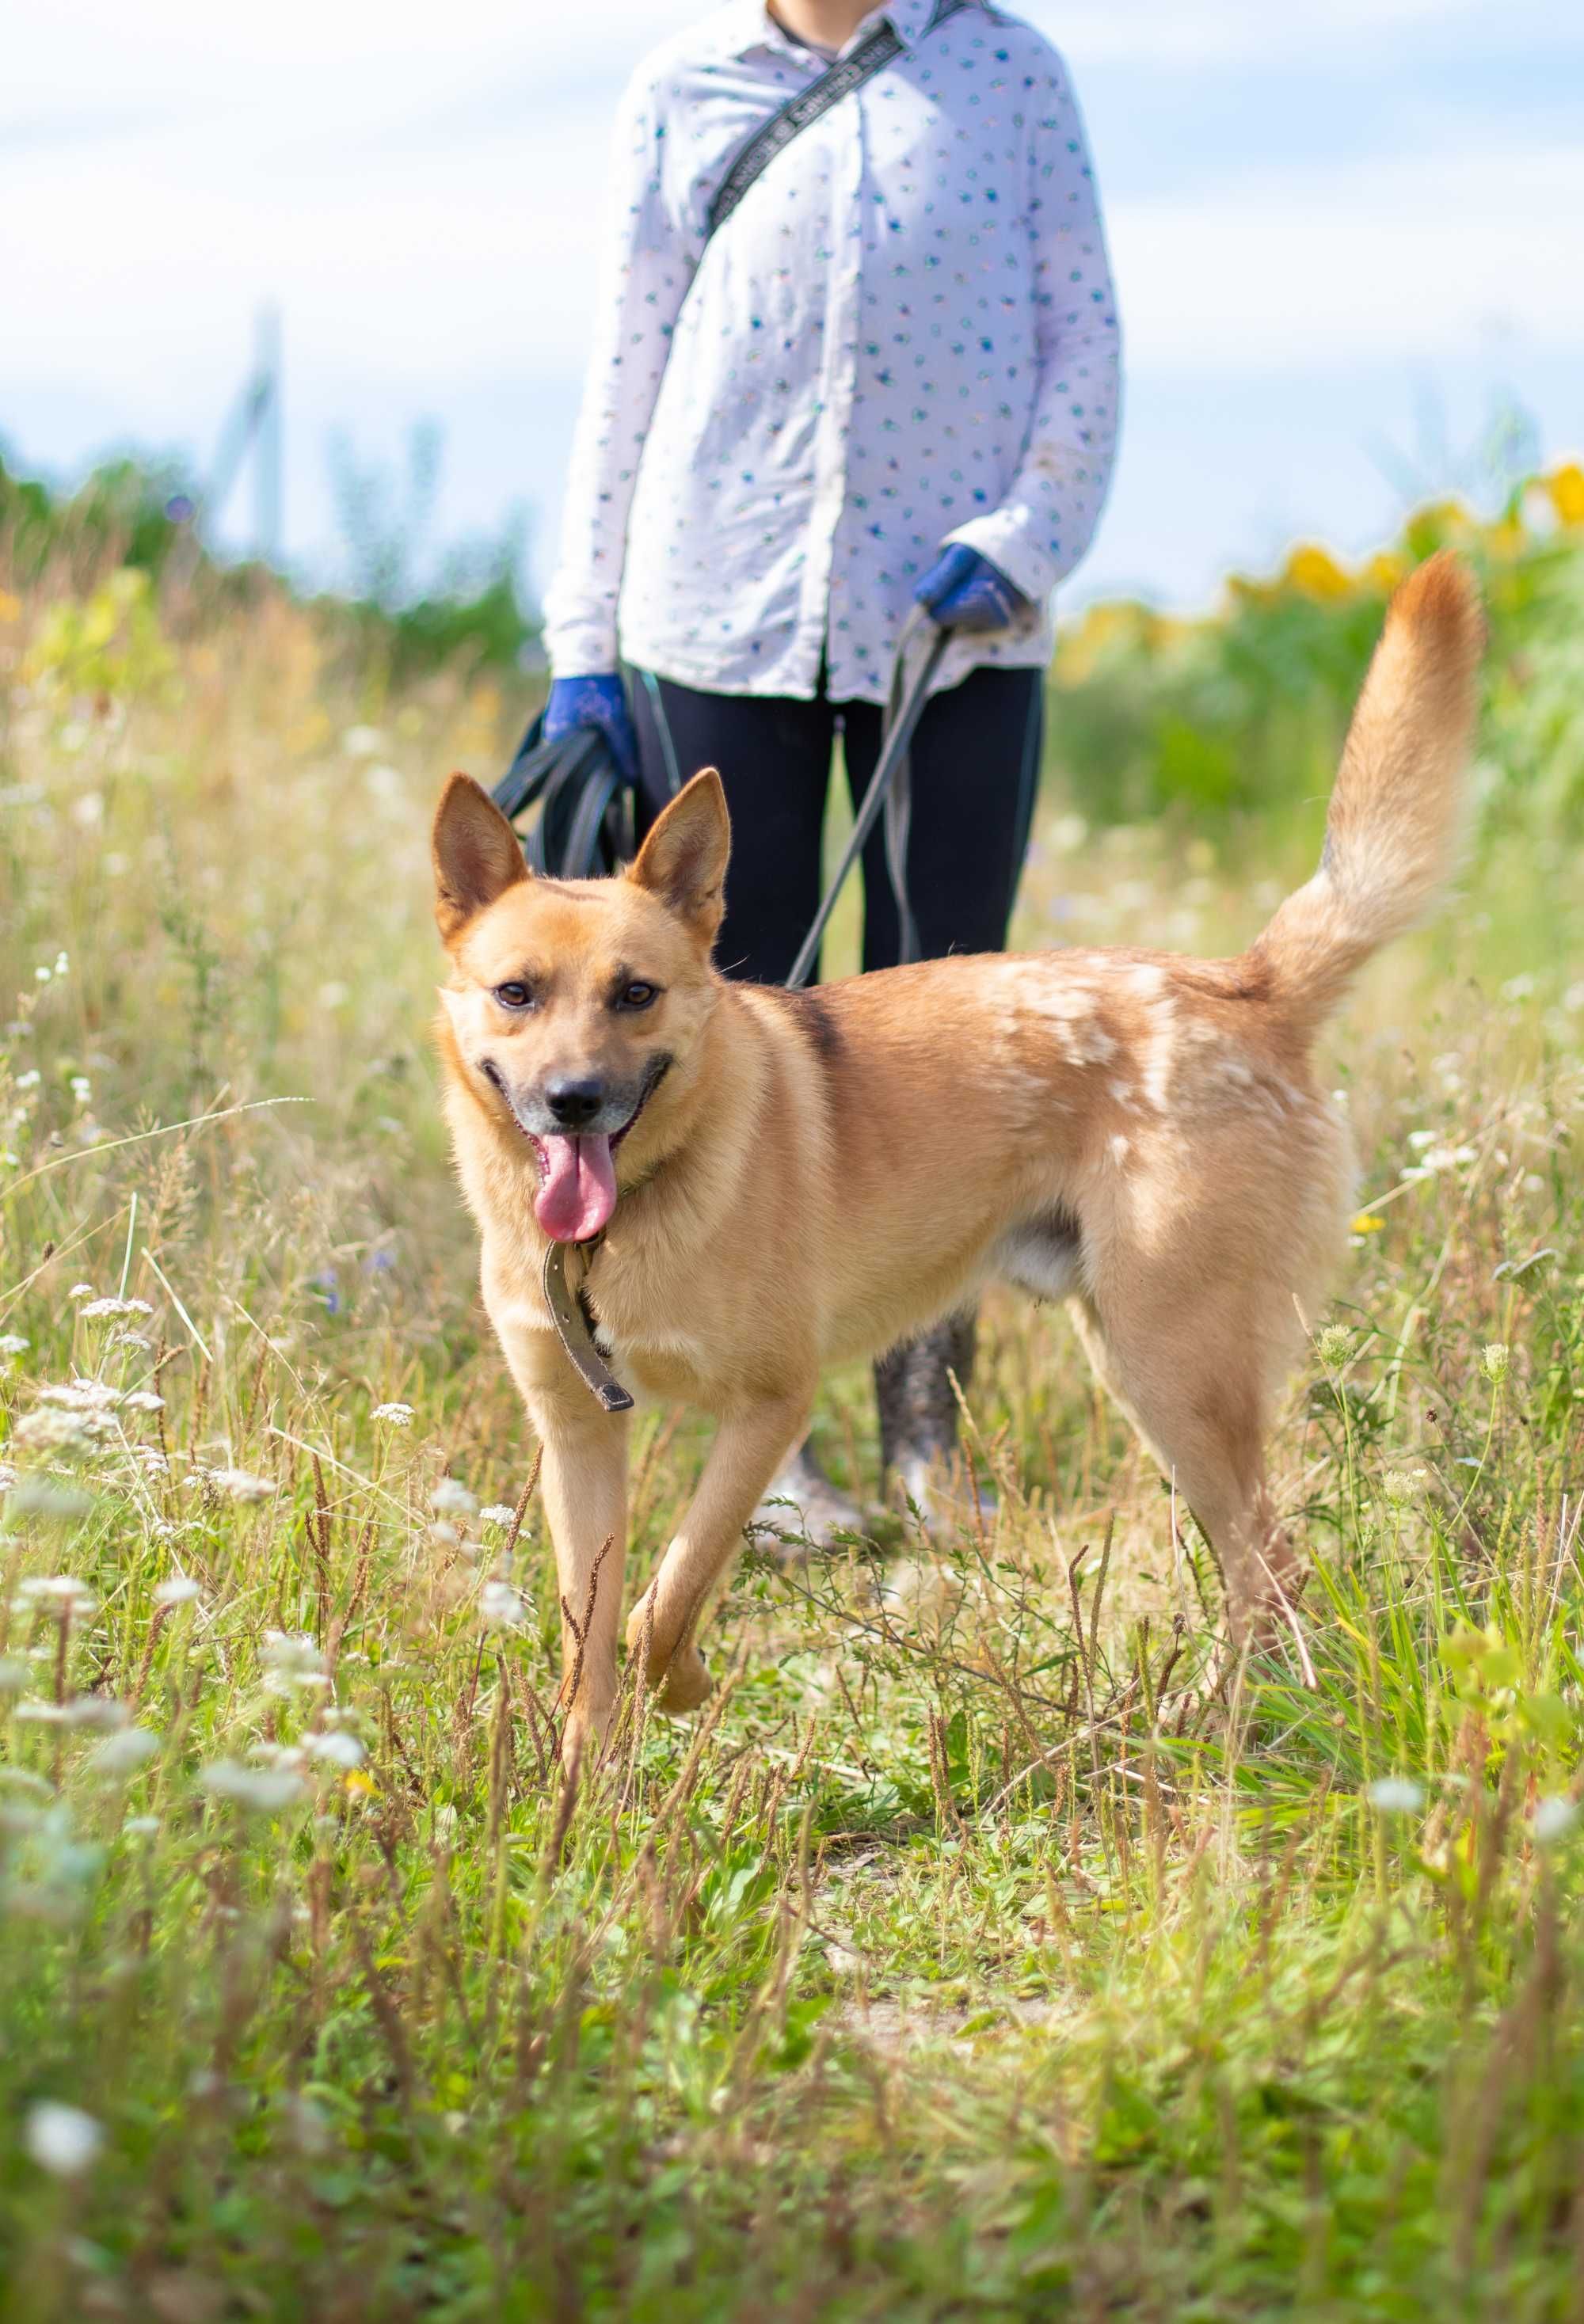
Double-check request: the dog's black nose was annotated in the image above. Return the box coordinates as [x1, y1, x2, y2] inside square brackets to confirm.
[544, 1077, 604, 1129]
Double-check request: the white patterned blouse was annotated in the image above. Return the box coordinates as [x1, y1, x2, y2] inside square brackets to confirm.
[543, 0, 1121, 704]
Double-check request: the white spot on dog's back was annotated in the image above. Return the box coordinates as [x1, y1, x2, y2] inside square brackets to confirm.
[1119, 963, 1167, 1000]
[977, 959, 1118, 1077]
[1137, 996, 1178, 1110]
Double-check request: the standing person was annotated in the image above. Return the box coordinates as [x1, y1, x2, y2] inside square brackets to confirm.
[542, 0, 1120, 1542]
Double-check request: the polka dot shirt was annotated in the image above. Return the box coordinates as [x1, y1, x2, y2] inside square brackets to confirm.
[543, 0, 1121, 704]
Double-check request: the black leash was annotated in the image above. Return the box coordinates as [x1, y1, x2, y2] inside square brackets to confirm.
[784, 606, 944, 990]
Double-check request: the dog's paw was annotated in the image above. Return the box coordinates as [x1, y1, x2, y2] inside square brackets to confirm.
[559, 1697, 611, 1773]
[655, 1645, 712, 1714]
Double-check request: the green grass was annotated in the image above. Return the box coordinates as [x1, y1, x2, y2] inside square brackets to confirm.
[2, 520, 1584, 2320]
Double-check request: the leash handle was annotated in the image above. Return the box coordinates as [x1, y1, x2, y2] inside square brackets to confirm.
[784, 613, 946, 992]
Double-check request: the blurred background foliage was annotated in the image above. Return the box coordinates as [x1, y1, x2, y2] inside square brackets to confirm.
[1049, 464, 1584, 847]
[4, 435, 1584, 869]
[0, 436, 538, 687]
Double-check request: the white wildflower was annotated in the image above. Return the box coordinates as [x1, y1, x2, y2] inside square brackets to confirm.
[121, 1390, 165, 1413]
[16, 1695, 125, 1730]
[0, 1460, 15, 1491]
[199, 1759, 307, 1812]
[478, 1578, 526, 1629]
[1481, 1342, 1511, 1387]
[0, 1333, 28, 1357]
[480, 1504, 519, 1529]
[1532, 1797, 1578, 1845]
[304, 1729, 365, 1770]
[153, 1575, 203, 1607]
[1367, 1778, 1424, 1815]
[260, 1630, 328, 1695]
[26, 2102, 102, 2177]
[371, 1402, 414, 1427]
[37, 1379, 122, 1413]
[13, 1576, 99, 1620]
[342, 725, 385, 759]
[1501, 973, 1536, 1003]
[17, 1069, 42, 1090]
[432, 1478, 478, 1518]
[1382, 1467, 1429, 1507]
[1316, 1324, 1354, 1371]
[122, 1815, 161, 1838]
[89, 1726, 159, 1778]
[208, 1468, 272, 1503]
[6, 1478, 94, 1520]
[16, 1405, 113, 1451]
[67, 1282, 95, 1299]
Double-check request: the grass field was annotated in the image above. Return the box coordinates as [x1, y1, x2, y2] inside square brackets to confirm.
[2, 486, 1584, 2320]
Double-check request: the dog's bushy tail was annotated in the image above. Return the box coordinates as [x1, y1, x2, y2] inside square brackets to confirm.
[1247, 551, 1483, 1036]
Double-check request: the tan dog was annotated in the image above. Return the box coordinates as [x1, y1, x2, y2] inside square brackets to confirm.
[432, 554, 1481, 1757]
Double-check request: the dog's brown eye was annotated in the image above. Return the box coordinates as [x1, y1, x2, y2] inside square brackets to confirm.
[494, 982, 533, 1010]
[618, 981, 658, 1011]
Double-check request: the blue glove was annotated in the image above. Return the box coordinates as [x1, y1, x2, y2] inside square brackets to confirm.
[542, 674, 638, 784]
[913, 545, 1030, 633]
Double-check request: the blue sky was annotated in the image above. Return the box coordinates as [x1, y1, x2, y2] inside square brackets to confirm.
[6, 0, 1581, 610]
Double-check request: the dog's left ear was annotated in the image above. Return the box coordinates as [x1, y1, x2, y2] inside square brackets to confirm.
[627, 768, 730, 941]
[432, 773, 528, 942]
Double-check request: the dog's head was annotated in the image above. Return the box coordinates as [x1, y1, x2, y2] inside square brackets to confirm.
[431, 768, 729, 1242]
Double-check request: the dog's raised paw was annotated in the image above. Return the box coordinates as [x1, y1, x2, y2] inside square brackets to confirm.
[654, 1646, 713, 1714]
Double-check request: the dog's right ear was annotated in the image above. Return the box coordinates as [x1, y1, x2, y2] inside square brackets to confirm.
[431, 774, 528, 942]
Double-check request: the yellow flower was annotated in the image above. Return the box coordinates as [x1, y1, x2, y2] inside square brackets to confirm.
[343, 1770, 378, 1798]
[1351, 1212, 1386, 1234]
[1546, 462, 1584, 527]
[1361, 553, 1407, 595]
[1283, 544, 1353, 602]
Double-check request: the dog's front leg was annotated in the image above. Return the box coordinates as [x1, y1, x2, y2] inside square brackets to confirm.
[522, 1368, 630, 1767]
[627, 1388, 812, 1714]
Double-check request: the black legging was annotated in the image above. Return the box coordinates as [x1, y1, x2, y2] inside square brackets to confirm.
[631, 664, 1044, 984]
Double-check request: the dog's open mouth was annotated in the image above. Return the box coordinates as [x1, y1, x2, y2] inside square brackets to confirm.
[482, 1060, 668, 1244]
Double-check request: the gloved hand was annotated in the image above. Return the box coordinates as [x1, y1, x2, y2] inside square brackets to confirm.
[913, 545, 1030, 633]
[542, 673, 638, 784]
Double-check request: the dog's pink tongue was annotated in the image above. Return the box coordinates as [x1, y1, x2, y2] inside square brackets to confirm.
[535, 1133, 617, 1243]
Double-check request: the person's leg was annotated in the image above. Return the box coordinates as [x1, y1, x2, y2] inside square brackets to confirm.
[631, 671, 833, 986]
[843, 663, 1044, 972]
[841, 665, 1045, 1518]
[632, 669, 862, 1550]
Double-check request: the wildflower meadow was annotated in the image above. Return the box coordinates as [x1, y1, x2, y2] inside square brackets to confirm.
[2, 471, 1584, 2318]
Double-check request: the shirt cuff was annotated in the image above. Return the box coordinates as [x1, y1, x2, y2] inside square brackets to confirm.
[542, 607, 622, 683]
[942, 511, 1061, 613]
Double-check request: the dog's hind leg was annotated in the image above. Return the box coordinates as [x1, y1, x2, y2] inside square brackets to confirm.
[628, 1387, 814, 1712]
[1068, 1285, 1299, 1646]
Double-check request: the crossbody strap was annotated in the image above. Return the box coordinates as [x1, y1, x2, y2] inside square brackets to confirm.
[705, 0, 975, 246]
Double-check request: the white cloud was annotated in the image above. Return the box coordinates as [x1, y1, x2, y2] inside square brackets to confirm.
[1113, 144, 1584, 375]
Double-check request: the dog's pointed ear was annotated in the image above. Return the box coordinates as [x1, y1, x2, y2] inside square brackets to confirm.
[627, 768, 730, 941]
[432, 773, 527, 942]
